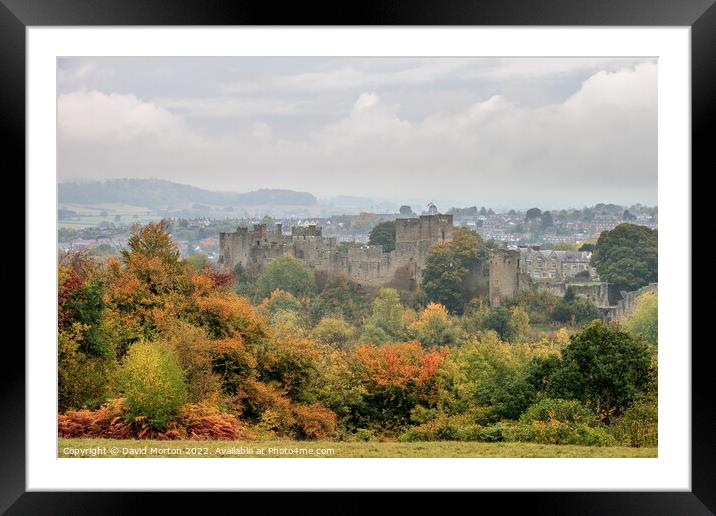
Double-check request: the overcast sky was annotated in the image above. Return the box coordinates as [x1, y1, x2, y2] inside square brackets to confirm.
[57, 57, 657, 209]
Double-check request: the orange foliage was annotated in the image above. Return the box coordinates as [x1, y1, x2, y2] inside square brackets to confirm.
[58, 398, 255, 441]
[354, 341, 448, 389]
[192, 293, 269, 342]
[291, 403, 338, 439]
[178, 402, 256, 440]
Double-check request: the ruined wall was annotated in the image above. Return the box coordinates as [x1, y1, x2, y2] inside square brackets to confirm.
[605, 283, 658, 321]
[489, 250, 530, 306]
[534, 281, 611, 308]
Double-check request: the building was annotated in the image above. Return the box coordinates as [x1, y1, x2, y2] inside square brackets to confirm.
[219, 213, 454, 287]
[518, 247, 598, 281]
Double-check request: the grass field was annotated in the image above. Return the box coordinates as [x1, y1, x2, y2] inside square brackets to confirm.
[59, 438, 657, 458]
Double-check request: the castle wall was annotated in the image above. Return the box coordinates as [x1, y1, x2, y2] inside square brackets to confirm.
[489, 250, 530, 306]
[220, 213, 454, 288]
[604, 283, 658, 321]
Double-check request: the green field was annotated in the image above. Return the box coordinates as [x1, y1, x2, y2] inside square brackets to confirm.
[59, 438, 657, 458]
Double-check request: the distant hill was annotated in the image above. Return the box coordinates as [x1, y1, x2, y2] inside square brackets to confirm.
[58, 179, 317, 209]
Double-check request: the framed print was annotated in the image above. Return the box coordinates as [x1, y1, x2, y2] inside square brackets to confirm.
[5, 0, 713, 511]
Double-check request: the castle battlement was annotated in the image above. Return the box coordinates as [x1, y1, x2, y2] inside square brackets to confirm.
[219, 213, 453, 287]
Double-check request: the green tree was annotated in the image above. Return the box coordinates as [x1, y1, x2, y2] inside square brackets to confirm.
[60, 276, 109, 357]
[508, 306, 530, 342]
[623, 292, 658, 346]
[481, 306, 514, 341]
[549, 321, 652, 422]
[114, 341, 187, 430]
[368, 220, 396, 252]
[421, 228, 483, 314]
[311, 317, 355, 348]
[525, 207, 542, 221]
[399, 205, 415, 217]
[256, 255, 315, 300]
[592, 223, 658, 291]
[362, 288, 404, 340]
[310, 273, 361, 324]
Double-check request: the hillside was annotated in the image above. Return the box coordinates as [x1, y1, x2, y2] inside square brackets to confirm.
[58, 179, 318, 209]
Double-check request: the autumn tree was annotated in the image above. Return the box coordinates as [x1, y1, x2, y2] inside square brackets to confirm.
[409, 303, 458, 347]
[353, 341, 447, 430]
[311, 317, 355, 348]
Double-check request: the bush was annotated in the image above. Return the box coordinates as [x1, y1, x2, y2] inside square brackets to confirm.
[502, 420, 614, 446]
[291, 403, 338, 440]
[609, 396, 658, 447]
[114, 341, 187, 430]
[178, 401, 255, 440]
[398, 412, 506, 443]
[352, 428, 376, 442]
[504, 398, 613, 446]
[520, 398, 596, 426]
[58, 325, 114, 412]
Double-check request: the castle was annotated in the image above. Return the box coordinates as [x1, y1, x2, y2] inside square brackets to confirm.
[219, 214, 653, 321]
[219, 213, 454, 287]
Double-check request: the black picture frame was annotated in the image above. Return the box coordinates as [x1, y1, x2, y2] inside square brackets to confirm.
[4, 0, 710, 511]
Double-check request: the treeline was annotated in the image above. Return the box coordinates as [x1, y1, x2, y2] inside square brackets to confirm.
[58, 222, 657, 447]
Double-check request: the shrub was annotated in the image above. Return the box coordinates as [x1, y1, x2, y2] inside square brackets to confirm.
[609, 396, 658, 447]
[456, 424, 505, 442]
[502, 419, 614, 446]
[398, 413, 506, 443]
[178, 401, 256, 440]
[520, 398, 597, 426]
[59, 398, 133, 438]
[503, 398, 613, 446]
[352, 428, 376, 442]
[239, 379, 295, 433]
[291, 403, 338, 440]
[58, 325, 114, 412]
[353, 341, 447, 431]
[114, 341, 187, 430]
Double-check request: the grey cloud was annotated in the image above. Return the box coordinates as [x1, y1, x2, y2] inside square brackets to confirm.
[57, 57, 657, 208]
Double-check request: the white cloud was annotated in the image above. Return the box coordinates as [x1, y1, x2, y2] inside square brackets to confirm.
[58, 90, 188, 144]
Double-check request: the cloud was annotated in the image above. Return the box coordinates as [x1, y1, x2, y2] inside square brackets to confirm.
[57, 62, 657, 207]
[153, 96, 317, 118]
[58, 90, 188, 144]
